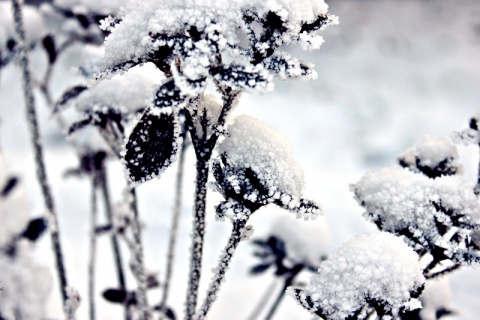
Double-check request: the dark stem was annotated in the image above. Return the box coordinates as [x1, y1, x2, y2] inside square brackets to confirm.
[426, 264, 461, 279]
[246, 278, 278, 320]
[475, 143, 480, 195]
[185, 158, 210, 320]
[196, 216, 251, 320]
[10, 0, 70, 316]
[98, 167, 130, 320]
[128, 188, 150, 319]
[264, 265, 303, 320]
[160, 130, 189, 310]
[88, 177, 98, 320]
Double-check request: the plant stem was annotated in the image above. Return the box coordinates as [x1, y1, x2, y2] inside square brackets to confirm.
[88, 177, 98, 320]
[196, 216, 251, 320]
[160, 131, 189, 310]
[475, 144, 480, 195]
[128, 188, 150, 319]
[185, 158, 210, 320]
[246, 278, 278, 320]
[98, 167, 130, 320]
[264, 266, 303, 320]
[10, 0, 70, 316]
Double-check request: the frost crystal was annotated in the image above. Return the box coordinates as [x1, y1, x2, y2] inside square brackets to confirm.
[352, 167, 480, 266]
[289, 232, 424, 320]
[398, 135, 460, 178]
[215, 115, 320, 219]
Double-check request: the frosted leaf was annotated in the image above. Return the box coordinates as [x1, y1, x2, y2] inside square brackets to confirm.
[72, 64, 163, 115]
[0, 254, 51, 320]
[269, 212, 329, 267]
[215, 115, 321, 218]
[398, 135, 460, 178]
[352, 167, 480, 266]
[151, 78, 188, 111]
[122, 108, 182, 185]
[210, 64, 273, 92]
[263, 54, 317, 80]
[289, 232, 425, 320]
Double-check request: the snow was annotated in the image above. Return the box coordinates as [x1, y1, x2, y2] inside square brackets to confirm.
[352, 167, 480, 265]
[219, 115, 305, 199]
[291, 232, 424, 319]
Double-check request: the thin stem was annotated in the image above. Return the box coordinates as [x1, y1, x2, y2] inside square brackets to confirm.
[160, 131, 189, 309]
[10, 0, 70, 317]
[98, 167, 130, 320]
[426, 264, 461, 279]
[475, 144, 480, 195]
[264, 265, 303, 320]
[246, 278, 278, 320]
[88, 177, 98, 320]
[196, 217, 251, 320]
[185, 158, 210, 320]
[128, 188, 150, 319]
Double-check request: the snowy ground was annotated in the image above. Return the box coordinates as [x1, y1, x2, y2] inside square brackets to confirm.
[1, 0, 480, 319]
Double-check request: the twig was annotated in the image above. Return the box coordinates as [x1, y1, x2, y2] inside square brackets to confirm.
[10, 0, 70, 317]
[195, 215, 252, 320]
[160, 127, 189, 310]
[246, 278, 278, 320]
[88, 177, 98, 320]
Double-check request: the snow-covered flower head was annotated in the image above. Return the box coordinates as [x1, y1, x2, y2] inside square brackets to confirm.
[213, 115, 320, 220]
[352, 167, 480, 267]
[289, 232, 425, 320]
[398, 135, 460, 178]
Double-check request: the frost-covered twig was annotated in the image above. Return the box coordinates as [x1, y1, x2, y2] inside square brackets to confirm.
[160, 126, 189, 310]
[10, 0, 70, 316]
[196, 215, 252, 320]
[88, 177, 98, 320]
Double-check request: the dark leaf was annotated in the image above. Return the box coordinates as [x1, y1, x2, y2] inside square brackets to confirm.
[437, 307, 455, 319]
[21, 217, 48, 242]
[54, 85, 88, 112]
[103, 288, 129, 304]
[1, 176, 18, 198]
[123, 109, 182, 184]
[76, 14, 90, 29]
[6, 39, 16, 52]
[210, 64, 270, 91]
[251, 239, 269, 248]
[300, 14, 331, 33]
[250, 262, 272, 275]
[470, 118, 478, 130]
[267, 236, 286, 258]
[264, 55, 313, 79]
[152, 79, 187, 109]
[153, 306, 176, 320]
[42, 35, 56, 64]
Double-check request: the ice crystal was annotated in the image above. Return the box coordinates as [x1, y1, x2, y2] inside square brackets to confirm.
[289, 232, 424, 320]
[352, 167, 480, 266]
[398, 135, 460, 178]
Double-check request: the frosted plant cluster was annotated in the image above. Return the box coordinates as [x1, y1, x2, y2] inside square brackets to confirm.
[268, 212, 330, 267]
[398, 135, 460, 178]
[289, 232, 424, 320]
[352, 167, 480, 266]
[215, 115, 320, 219]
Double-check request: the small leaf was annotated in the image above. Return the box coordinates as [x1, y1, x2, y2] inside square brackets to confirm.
[267, 236, 286, 258]
[123, 109, 182, 184]
[21, 217, 48, 242]
[103, 288, 128, 304]
[42, 35, 56, 64]
[152, 79, 187, 109]
[54, 85, 88, 112]
[1, 176, 18, 198]
[250, 262, 271, 275]
[210, 64, 271, 91]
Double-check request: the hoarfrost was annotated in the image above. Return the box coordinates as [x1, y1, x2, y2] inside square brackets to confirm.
[398, 135, 460, 178]
[352, 167, 480, 266]
[289, 232, 424, 319]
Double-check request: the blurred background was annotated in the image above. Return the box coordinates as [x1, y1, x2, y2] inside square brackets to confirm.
[1, 0, 480, 319]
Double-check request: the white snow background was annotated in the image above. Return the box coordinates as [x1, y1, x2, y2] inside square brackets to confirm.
[1, 0, 480, 319]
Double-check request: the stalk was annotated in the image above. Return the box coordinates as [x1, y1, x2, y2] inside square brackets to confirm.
[10, 0, 70, 316]
[88, 178, 98, 320]
[196, 217, 251, 320]
[160, 132, 189, 310]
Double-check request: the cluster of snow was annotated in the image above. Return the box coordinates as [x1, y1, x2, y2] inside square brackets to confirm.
[398, 135, 460, 178]
[73, 64, 163, 115]
[352, 167, 480, 265]
[290, 232, 424, 319]
[0, 2, 47, 52]
[269, 212, 330, 267]
[0, 253, 51, 320]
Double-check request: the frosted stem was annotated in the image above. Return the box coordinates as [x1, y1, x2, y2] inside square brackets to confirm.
[185, 159, 210, 319]
[161, 131, 189, 310]
[10, 0, 70, 316]
[196, 217, 251, 320]
[129, 188, 151, 319]
[98, 167, 130, 320]
[88, 178, 98, 320]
